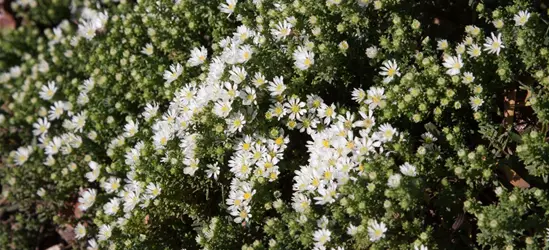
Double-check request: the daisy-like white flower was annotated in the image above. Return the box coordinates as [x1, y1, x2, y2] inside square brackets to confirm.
[78, 21, 97, 40]
[285, 97, 306, 120]
[37, 188, 46, 197]
[98, 224, 112, 242]
[267, 76, 286, 96]
[347, 224, 359, 236]
[364, 86, 385, 110]
[74, 223, 86, 239]
[78, 188, 97, 211]
[514, 10, 531, 27]
[213, 99, 233, 118]
[467, 44, 482, 58]
[141, 43, 154, 56]
[87, 239, 98, 250]
[492, 19, 504, 29]
[48, 101, 65, 120]
[293, 46, 315, 70]
[462, 72, 475, 84]
[437, 39, 449, 50]
[387, 173, 402, 188]
[455, 43, 466, 54]
[313, 228, 332, 246]
[188, 46, 208, 66]
[376, 123, 397, 142]
[32, 117, 50, 136]
[206, 163, 220, 180]
[415, 245, 428, 250]
[103, 198, 120, 215]
[143, 102, 159, 121]
[85, 161, 101, 183]
[240, 86, 257, 106]
[14, 147, 31, 166]
[379, 60, 400, 83]
[39, 81, 57, 100]
[442, 55, 463, 76]
[469, 96, 484, 111]
[483, 32, 505, 55]
[228, 112, 246, 133]
[102, 177, 121, 194]
[123, 120, 139, 138]
[352, 88, 366, 103]
[367, 220, 387, 242]
[220, 0, 237, 16]
[146, 182, 161, 199]
[271, 20, 293, 40]
[399, 162, 417, 177]
[163, 63, 183, 84]
[366, 46, 378, 58]
[229, 66, 247, 84]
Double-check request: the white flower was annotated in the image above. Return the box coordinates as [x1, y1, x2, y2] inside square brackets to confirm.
[229, 66, 247, 84]
[206, 163, 220, 180]
[146, 182, 161, 199]
[163, 63, 183, 84]
[293, 46, 315, 70]
[48, 101, 65, 120]
[492, 19, 504, 29]
[414, 244, 428, 250]
[220, 0, 237, 16]
[387, 173, 402, 188]
[366, 46, 378, 58]
[32, 117, 50, 136]
[228, 112, 246, 133]
[442, 55, 463, 76]
[271, 20, 293, 40]
[103, 198, 120, 215]
[467, 44, 482, 58]
[379, 60, 400, 83]
[37, 188, 46, 197]
[85, 161, 101, 182]
[267, 76, 286, 96]
[74, 223, 86, 239]
[14, 146, 31, 166]
[367, 220, 387, 242]
[87, 239, 98, 250]
[240, 86, 257, 106]
[364, 86, 385, 110]
[455, 43, 466, 54]
[469, 96, 484, 112]
[213, 99, 233, 118]
[98, 224, 113, 242]
[285, 96, 306, 120]
[514, 11, 530, 26]
[313, 228, 332, 246]
[347, 224, 359, 236]
[123, 120, 139, 138]
[437, 39, 449, 50]
[102, 177, 121, 194]
[462, 72, 475, 84]
[141, 43, 154, 56]
[78, 188, 97, 211]
[399, 162, 417, 177]
[78, 21, 97, 40]
[483, 32, 505, 55]
[188, 46, 208, 66]
[376, 123, 397, 142]
[39, 81, 57, 100]
[143, 102, 159, 121]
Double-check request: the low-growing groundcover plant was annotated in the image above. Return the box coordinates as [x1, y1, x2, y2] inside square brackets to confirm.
[2, 0, 549, 249]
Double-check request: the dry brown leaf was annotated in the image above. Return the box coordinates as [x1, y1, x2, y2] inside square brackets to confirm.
[501, 165, 530, 189]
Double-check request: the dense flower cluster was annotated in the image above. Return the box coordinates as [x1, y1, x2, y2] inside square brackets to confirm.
[2, 0, 549, 249]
